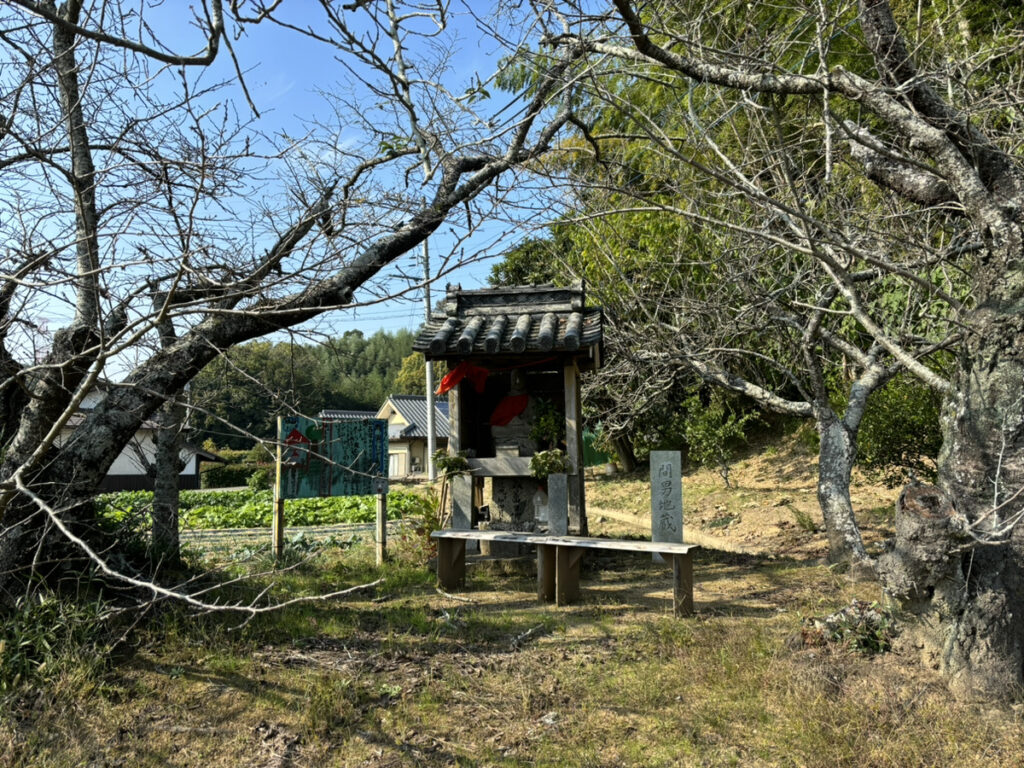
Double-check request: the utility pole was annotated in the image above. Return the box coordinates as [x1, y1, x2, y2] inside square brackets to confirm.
[423, 239, 437, 481]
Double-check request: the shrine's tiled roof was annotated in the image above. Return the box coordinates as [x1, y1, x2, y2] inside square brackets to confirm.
[413, 284, 602, 360]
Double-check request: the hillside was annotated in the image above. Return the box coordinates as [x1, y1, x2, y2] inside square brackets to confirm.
[587, 433, 897, 561]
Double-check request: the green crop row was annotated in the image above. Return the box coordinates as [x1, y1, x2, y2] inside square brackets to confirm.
[95, 488, 434, 530]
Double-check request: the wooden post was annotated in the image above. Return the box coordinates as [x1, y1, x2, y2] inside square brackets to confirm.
[273, 415, 285, 560]
[437, 538, 466, 589]
[537, 544, 556, 601]
[376, 491, 387, 566]
[555, 546, 582, 605]
[671, 552, 695, 617]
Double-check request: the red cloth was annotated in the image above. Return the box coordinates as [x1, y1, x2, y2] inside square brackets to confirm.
[436, 361, 489, 395]
[490, 394, 529, 426]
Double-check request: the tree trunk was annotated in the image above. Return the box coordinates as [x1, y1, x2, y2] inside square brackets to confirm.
[877, 227, 1024, 699]
[934, 301, 1024, 700]
[613, 435, 637, 473]
[151, 398, 185, 570]
[876, 483, 971, 672]
[816, 411, 872, 571]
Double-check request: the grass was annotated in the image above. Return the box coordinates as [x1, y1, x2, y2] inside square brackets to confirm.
[3, 472, 1024, 766]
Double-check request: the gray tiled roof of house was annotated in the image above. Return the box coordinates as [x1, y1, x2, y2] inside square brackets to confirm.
[386, 395, 450, 439]
[319, 409, 379, 421]
[413, 283, 602, 360]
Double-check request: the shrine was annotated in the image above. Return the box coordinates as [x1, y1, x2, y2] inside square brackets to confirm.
[413, 282, 603, 540]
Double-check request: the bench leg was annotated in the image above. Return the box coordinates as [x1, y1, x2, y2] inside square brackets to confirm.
[437, 538, 466, 590]
[671, 552, 694, 617]
[556, 546, 583, 606]
[537, 544, 556, 602]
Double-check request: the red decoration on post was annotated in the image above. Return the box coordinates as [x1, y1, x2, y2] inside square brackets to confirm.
[436, 361, 489, 395]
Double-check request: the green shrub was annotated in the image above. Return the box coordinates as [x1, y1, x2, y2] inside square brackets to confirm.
[247, 467, 272, 491]
[200, 462, 257, 488]
[210, 448, 251, 463]
[790, 505, 819, 533]
[682, 388, 759, 486]
[802, 600, 897, 655]
[246, 444, 274, 463]
[857, 374, 942, 485]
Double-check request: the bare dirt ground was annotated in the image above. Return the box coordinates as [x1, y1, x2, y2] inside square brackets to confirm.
[585, 433, 897, 561]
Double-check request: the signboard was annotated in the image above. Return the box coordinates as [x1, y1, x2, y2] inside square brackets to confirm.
[277, 415, 388, 499]
[651, 450, 683, 562]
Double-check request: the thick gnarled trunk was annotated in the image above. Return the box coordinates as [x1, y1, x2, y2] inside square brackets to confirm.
[881, 231, 1024, 699]
[936, 298, 1024, 699]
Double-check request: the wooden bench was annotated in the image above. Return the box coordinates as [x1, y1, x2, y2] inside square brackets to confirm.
[431, 529, 699, 616]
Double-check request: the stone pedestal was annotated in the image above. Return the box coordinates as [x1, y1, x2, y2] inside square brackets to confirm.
[487, 475, 538, 556]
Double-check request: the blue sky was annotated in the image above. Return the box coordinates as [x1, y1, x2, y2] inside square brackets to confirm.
[149, 2, 536, 337]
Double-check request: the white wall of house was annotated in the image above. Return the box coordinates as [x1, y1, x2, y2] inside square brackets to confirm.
[108, 430, 199, 476]
[60, 426, 198, 478]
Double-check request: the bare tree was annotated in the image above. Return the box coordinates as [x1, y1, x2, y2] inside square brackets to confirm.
[0, 1, 576, 607]
[539, 0, 1024, 698]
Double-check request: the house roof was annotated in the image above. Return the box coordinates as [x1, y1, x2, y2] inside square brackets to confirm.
[413, 283, 602, 365]
[319, 409, 380, 421]
[188, 442, 225, 463]
[380, 395, 450, 440]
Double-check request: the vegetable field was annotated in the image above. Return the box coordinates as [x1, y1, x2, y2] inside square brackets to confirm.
[95, 489, 435, 530]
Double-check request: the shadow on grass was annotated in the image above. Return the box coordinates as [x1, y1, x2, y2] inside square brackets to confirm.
[429, 546, 848, 627]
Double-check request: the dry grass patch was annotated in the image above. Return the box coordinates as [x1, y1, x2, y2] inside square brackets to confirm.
[3, 450, 1023, 767]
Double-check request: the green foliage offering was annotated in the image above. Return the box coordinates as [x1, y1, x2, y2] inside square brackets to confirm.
[529, 397, 566, 449]
[530, 449, 572, 481]
[95, 489, 432, 530]
[433, 450, 468, 477]
[856, 374, 943, 485]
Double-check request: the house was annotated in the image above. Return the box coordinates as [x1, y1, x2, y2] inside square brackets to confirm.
[60, 387, 221, 491]
[365, 395, 450, 477]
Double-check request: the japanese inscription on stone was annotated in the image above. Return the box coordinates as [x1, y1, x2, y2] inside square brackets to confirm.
[651, 450, 683, 561]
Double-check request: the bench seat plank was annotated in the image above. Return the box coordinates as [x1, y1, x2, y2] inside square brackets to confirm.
[431, 529, 697, 555]
[431, 529, 698, 616]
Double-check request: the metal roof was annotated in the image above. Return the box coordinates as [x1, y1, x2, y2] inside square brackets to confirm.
[413, 283, 602, 362]
[319, 409, 379, 421]
[382, 395, 450, 440]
